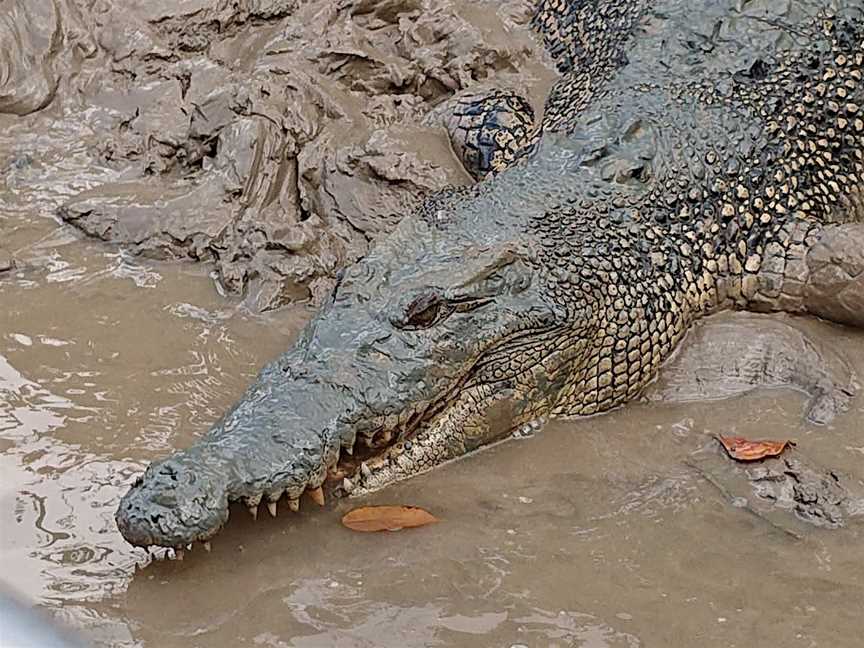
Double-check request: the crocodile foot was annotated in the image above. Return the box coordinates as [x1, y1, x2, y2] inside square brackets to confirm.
[751, 222, 864, 328]
[799, 223, 864, 328]
[645, 311, 859, 425]
[437, 88, 540, 180]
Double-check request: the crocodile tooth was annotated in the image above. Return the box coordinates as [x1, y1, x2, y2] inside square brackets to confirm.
[288, 498, 300, 512]
[309, 486, 325, 506]
[267, 501, 278, 517]
[246, 493, 262, 519]
[360, 462, 372, 478]
[203, 541, 211, 552]
[186, 543, 192, 551]
[267, 488, 284, 502]
[342, 477, 354, 494]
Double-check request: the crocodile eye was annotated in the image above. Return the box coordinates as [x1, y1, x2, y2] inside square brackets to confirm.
[403, 293, 444, 329]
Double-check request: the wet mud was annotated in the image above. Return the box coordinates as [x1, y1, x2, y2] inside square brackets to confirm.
[3, 2, 864, 647]
[2, 0, 553, 311]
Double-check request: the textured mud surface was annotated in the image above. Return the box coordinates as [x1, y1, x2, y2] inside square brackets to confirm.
[689, 443, 864, 537]
[1, 0, 554, 311]
[647, 313, 864, 534]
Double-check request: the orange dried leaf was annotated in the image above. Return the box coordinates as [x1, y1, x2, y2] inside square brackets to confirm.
[715, 434, 795, 462]
[341, 505, 439, 532]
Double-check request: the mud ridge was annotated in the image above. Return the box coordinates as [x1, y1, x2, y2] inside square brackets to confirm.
[1, 0, 555, 311]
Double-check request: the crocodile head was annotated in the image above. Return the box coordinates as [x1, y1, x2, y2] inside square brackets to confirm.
[116, 194, 584, 551]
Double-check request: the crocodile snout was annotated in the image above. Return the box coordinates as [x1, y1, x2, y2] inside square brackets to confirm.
[115, 456, 230, 549]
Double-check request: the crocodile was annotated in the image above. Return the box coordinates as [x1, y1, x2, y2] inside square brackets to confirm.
[116, 0, 864, 552]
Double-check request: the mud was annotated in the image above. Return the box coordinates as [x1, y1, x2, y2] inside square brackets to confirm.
[0, 249, 13, 273]
[2, 0, 555, 311]
[689, 443, 864, 537]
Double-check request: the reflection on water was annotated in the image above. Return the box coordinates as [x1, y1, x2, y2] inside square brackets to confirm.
[0, 247, 307, 644]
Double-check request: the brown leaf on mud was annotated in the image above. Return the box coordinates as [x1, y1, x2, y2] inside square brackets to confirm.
[715, 434, 795, 462]
[341, 506, 439, 532]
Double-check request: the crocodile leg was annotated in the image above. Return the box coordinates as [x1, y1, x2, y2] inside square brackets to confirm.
[749, 222, 864, 328]
[643, 312, 858, 425]
[799, 223, 864, 327]
[442, 89, 540, 180]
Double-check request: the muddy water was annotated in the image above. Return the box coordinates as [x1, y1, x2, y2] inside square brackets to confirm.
[4, 212, 864, 647]
[3, 216, 864, 648]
